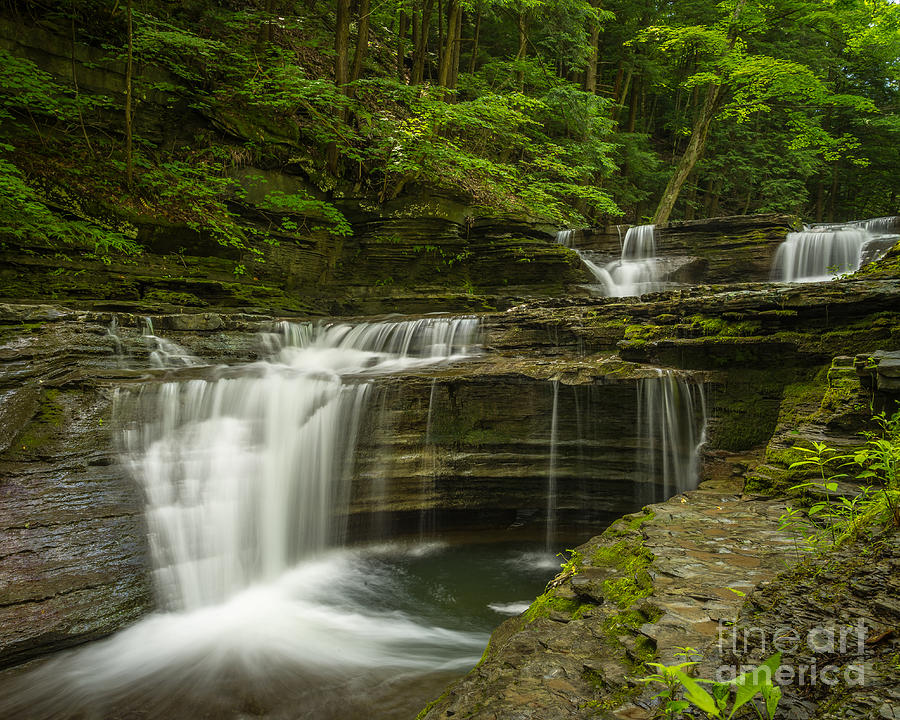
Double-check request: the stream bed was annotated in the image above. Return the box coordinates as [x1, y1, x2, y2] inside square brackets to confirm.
[0, 538, 573, 719]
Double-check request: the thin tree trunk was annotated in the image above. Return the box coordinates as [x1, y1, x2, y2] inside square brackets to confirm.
[437, 0, 459, 89]
[335, 0, 350, 92]
[584, 0, 600, 93]
[612, 61, 623, 103]
[412, 0, 434, 85]
[411, 1, 420, 81]
[468, 7, 481, 74]
[70, 8, 94, 155]
[627, 74, 638, 132]
[613, 64, 632, 124]
[815, 176, 825, 222]
[828, 161, 839, 222]
[329, 0, 351, 173]
[652, 82, 720, 225]
[350, 0, 370, 83]
[515, 9, 526, 90]
[584, 27, 598, 93]
[449, 6, 462, 89]
[437, 0, 443, 64]
[652, 0, 747, 225]
[125, 0, 133, 190]
[397, 10, 408, 81]
[256, 0, 275, 48]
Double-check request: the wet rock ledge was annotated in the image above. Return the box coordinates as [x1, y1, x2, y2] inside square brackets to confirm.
[417, 467, 797, 719]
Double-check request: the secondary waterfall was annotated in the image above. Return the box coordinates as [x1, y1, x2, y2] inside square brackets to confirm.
[143, 317, 201, 368]
[545, 379, 560, 552]
[636, 371, 707, 503]
[771, 216, 899, 282]
[557, 225, 664, 297]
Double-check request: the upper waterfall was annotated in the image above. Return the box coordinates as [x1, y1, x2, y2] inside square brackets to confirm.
[771, 216, 899, 282]
[557, 225, 664, 297]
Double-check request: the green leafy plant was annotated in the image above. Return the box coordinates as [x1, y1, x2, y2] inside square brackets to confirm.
[781, 412, 900, 552]
[640, 653, 782, 719]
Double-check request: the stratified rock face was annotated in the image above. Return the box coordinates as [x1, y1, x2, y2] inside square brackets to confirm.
[657, 214, 801, 283]
[349, 376, 674, 536]
[0, 312, 151, 669]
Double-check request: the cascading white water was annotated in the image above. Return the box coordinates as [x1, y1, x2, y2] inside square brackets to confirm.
[126, 375, 372, 610]
[771, 226, 871, 282]
[545, 379, 560, 552]
[143, 317, 202, 368]
[556, 225, 664, 297]
[635, 370, 707, 504]
[129, 315, 482, 610]
[419, 378, 439, 539]
[1, 316, 490, 720]
[863, 216, 899, 234]
[771, 216, 899, 283]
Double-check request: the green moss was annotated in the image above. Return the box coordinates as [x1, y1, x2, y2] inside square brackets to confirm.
[688, 314, 762, 338]
[17, 389, 63, 451]
[522, 590, 591, 622]
[623, 323, 670, 343]
[605, 511, 655, 537]
[142, 289, 207, 307]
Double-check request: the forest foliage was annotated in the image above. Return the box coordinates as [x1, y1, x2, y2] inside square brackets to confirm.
[0, 0, 897, 256]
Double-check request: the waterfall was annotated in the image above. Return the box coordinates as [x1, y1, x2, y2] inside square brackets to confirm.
[545, 379, 560, 552]
[556, 225, 664, 297]
[419, 379, 439, 540]
[123, 316, 482, 611]
[636, 371, 707, 504]
[771, 226, 871, 282]
[863, 216, 899, 234]
[142, 317, 202, 368]
[771, 216, 899, 282]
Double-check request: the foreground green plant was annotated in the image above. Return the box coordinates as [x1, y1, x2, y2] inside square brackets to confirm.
[779, 411, 900, 553]
[639, 653, 782, 719]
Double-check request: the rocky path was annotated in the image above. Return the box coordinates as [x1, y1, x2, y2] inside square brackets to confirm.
[420, 465, 800, 719]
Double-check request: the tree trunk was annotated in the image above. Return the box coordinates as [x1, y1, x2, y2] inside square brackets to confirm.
[627, 74, 638, 133]
[449, 5, 462, 89]
[828, 161, 839, 223]
[613, 64, 632, 124]
[437, 0, 458, 87]
[584, 1, 600, 93]
[256, 0, 275, 48]
[412, 0, 434, 85]
[612, 61, 623, 103]
[329, 0, 351, 173]
[335, 0, 350, 92]
[652, 82, 720, 225]
[350, 0, 370, 83]
[815, 176, 825, 222]
[468, 7, 481, 74]
[411, 2, 420, 81]
[437, 0, 443, 64]
[652, 0, 747, 225]
[125, 0, 133, 190]
[397, 10, 408, 81]
[515, 9, 526, 90]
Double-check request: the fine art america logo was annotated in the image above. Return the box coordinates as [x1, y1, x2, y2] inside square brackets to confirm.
[716, 620, 867, 686]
